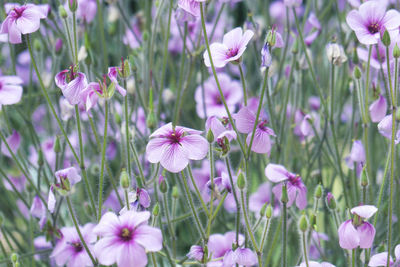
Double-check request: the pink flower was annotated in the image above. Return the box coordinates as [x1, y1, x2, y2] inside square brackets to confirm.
[107, 67, 126, 97]
[54, 167, 82, 195]
[177, 0, 206, 18]
[93, 210, 162, 267]
[47, 186, 56, 213]
[234, 106, 276, 155]
[146, 123, 208, 173]
[203, 27, 254, 68]
[265, 163, 307, 209]
[0, 3, 48, 44]
[50, 223, 96, 267]
[55, 69, 88, 105]
[195, 73, 242, 118]
[369, 244, 400, 266]
[208, 231, 244, 265]
[76, 0, 97, 23]
[1, 130, 21, 157]
[378, 114, 400, 143]
[346, 1, 400, 45]
[0, 75, 23, 110]
[338, 205, 377, 250]
[249, 182, 272, 213]
[80, 82, 102, 112]
[187, 245, 204, 261]
[369, 94, 387, 123]
[297, 262, 335, 267]
[345, 140, 366, 174]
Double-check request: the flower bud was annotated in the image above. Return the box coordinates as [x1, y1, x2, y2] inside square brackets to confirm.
[266, 204, 272, 219]
[353, 66, 361, 79]
[159, 175, 168, 193]
[326, 192, 336, 210]
[206, 129, 214, 143]
[10, 253, 18, 263]
[291, 39, 299, 54]
[393, 44, 400, 58]
[146, 110, 157, 131]
[237, 171, 246, 190]
[58, 5, 68, 19]
[281, 184, 288, 204]
[261, 43, 272, 68]
[142, 30, 149, 42]
[260, 203, 267, 217]
[120, 169, 130, 189]
[55, 38, 63, 55]
[299, 214, 308, 232]
[68, 0, 78, 12]
[172, 185, 179, 199]
[114, 112, 122, 125]
[266, 29, 276, 47]
[152, 202, 160, 216]
[54, 136, 61, 153]
[360, 166, 369, 187]
[314, 184, 323, 199]
[309, 213, 316, 229]
[382, 30, 391, 47]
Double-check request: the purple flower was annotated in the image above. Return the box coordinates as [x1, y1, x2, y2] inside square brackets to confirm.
[203, 27, 254, 68]
[108, 67, 126, 97]
[345, 140, 366, 174]
[146, 123, 208, 173]
[369, 244, 400, 266]
[55, 69, 88, 105]
[54, 167, 82, 194]
[265, 163, 307, 209]
[249, 182, 271, 213]
[0, 75, 23, 110]
[304, 13, 321, 45]
[0, 3, 48, 44]
[30, 195, 45, 219]
[261, 43, 272, 68]
[338, 205, 377, 250]
[284, 0, 302, 7]
[1, 130, 21, 157]
[346, 1, 400, 45]
[378, 114, 400, 143]
[93, 210, 162, 267]
[297, 262, 335, 267]
[187, 245, 204, 261]
[369, 94, 387, 123]
[208, 231, 245, 265]
[3, 175, 26, 192]
[357, 41, 387, 70]
[80, 82, 103, 112]
[48, 186, 56, 213]
[177, 0, 206, 18]
[50, 223, 96, 267]
[195, 73, 242, 118]
[234, 107, 275, 155]
[76, 0, 97, 23]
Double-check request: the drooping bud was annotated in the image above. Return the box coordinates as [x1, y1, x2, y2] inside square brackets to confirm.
[120, 169, 130, 189]
[299, 214, 308, 232]
[237, 171, 246, 190]
[382, 30, 391, 47]
[326, 192, 336, 210]
[260, 203, 267, 217]
[58, 5, 68, 19]
[314, 184, 323, 199]
[152, 202, 160, 216]
[159, 175, 168, 193]
[281, 183, 288, 204]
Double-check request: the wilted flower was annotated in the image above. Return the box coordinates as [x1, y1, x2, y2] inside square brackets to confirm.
[265, 163, 307, 209]
[346, 1, 400, 45]
[146, 123, 208, 173]
[203, 27, 254, 68]
[107, 67, 127, 97]
[326, 43, 347, 65]
[0, 3, 48, 44]
[338, 205, 377, 249]
[55, 68, 88, 105]
[93, 210, 162, 267]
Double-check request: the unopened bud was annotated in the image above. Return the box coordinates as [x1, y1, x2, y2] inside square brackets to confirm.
[146, 111, 156, 131]
[55, 39, 63, 54]
[153, 202, 160, 216]
[361, 166, 369, 187]
[120, 169, 130, 189]
[37, 150, 44, 166]
[326, 192, 336, 210]
[309, 213, 316, 229]
[172, 186, 179, 199]
[299, 214, 308, 232]
[68, 0, 78, 12]
[314, 184, 323, 199]
[281, 184, 288, 204]
[237, 171, 246, 190]
[266, 204, 272, 219]
[206, 129, 214, 143]
[33, 39, 42, 52]
[10, 253, 18, 263]
[259, 203, 267, 217]
[291, 39, 299, 54]
[58, 5, 68, 19]
[382, 30, 391, 47]
[393, 44, 400, 58]
[54, 136, 61, 153]
[353, 66, 361, 79]
[159, 175, 168, 193]
[142, 30, 149, 42]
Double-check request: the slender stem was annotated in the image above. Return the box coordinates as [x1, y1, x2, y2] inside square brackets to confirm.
[302, 231, 310, 267]
[66, 196, 97, 265]
[206, 142, 215, 238]
[200, 2, 246, 156]
[129, 142, 145, 187]
[365, 46, 372, 122]
[124, 188, 130, 211]
[181, 171, 206, 240]
[96, 0, 108, 71]
[97, 100, 109, 222]
[75, 106, 97, 218]
[238, 63, 248, 106]
[72, 12, 78, 64]
[187, 165, 209, 216]
[225, 158, 241, 246]
[282, 202, 287, 267]
[124, 80, 132, 177]
[352, 249, 356, 267]
[260, 218, 271, 250]
[62, 18, 75, 62]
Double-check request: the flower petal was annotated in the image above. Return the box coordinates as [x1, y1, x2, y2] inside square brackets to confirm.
[338, 220, 360, 250]
[134, 225, 163, 252]
[350, 205, 377, 219]
[160, 143, 189, 173]
[265, 163, 289, 183]
[357, 221, 375, 249]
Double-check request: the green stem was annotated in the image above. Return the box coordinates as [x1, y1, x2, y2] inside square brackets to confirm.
[302, 231, 310, 267]
[240, 190, 260, 253]
[129, 142, 145, 188]
[187, 165, 209, 216]
[238, 63, 248, 106]
[206, 142, 215, 238]
[96, 0, 108, 71]
[97, 100, 109, 222]
[124, 188, 130, 211]
[124, 80, 132, 177]
[259, 218, 271, 250]
[72, 12, 78, 64]
[282, 202, 287, 267]
[66, 196, 97, 265]
[225, 158, 241, 246]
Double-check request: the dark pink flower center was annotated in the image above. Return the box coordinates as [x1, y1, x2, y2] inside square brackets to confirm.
[12, 7, 26, 19]
[119, 227, 134, 242]
[0, 82, 3, 91]
[367, 22, 380, 34]
[226, 47, 239, 58]
[167, 131, 183, 144]
[70, 242, 83, 253]
[257, 120, 269, 131]
[288, 174, 302, 186]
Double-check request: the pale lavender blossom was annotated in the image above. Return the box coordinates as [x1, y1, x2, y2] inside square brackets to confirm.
[177, 0, 206, 18]
[208, 231, 245, 265]
[369, 94, 387, 122]
[55, 69, 88, 105]
[338, 205, 377, 249]
[297, 262, 335, 267]
[345, 140, 366, 176]
[76, 0, 97, 23]
[378, 114, 400, 143]
[203, 27, 254, 68]
[93, 211, 162, 267]
[346, 1, 400, 45]
[146, 123, 208, 173]
[1, 130, 21, 157]
[0, 3, 48, 44]
[0, 75, 23, 110]
[265, 163, 307, 209]
[369, 244, 400, 266]
[108, 67, 127, 97]
[187, 245, 204, 261]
